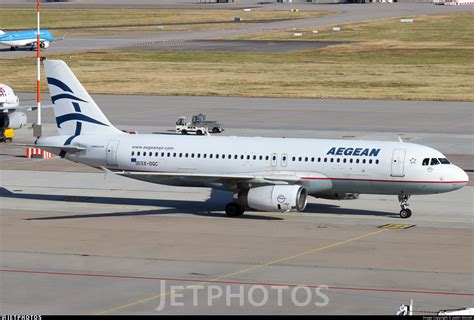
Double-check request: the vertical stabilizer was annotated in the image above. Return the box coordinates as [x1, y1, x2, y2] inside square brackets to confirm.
[43, 59, 123, 136]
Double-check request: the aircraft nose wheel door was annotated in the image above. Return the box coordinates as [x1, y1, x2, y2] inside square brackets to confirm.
[391, 149, 406, 177]
[106, 139, 120, 167]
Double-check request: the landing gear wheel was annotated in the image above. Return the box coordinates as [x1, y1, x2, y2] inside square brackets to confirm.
[225, 203, 245, 217]
[399, 209, 412, 219]
[10, 47, 15, 51]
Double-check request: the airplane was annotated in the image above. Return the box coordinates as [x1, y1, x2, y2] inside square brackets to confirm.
[0, 83, 29, 131]
[0, 29, 57, 51]
[35, 59, 469, 219]
[0, 83, 53, 134]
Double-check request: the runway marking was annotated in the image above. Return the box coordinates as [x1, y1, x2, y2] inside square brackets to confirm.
[379, 224, 415, 229]
[1, 269, 472, 297]
[94, 228, 387, 315]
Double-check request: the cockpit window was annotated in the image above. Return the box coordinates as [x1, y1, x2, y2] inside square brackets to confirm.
[430, 158, 440, 166]
[438, 158, 450, 164]
[422, 158, 429, 166]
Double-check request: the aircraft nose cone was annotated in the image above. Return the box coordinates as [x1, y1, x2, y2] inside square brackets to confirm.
[452, 165, 469, 189]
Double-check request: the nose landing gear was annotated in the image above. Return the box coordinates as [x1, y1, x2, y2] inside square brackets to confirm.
[398, 194, 412, 219]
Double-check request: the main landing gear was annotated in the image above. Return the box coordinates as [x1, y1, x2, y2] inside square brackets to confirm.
[225, 202, 245, 217]
[398, 194, 412, 219]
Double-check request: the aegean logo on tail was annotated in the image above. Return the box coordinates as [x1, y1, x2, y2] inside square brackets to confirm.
[327, 147, 381, 157]
[47, 77, 108, 128]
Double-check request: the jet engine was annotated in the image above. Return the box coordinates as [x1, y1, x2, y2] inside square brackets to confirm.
[40, 41, 50, 49]
[238, 185, 308, 212]
[0, 111, 27, 129]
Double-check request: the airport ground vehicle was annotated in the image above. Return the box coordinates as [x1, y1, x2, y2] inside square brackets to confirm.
[176, 114, 224, 135]
[175, 116, 209, 135]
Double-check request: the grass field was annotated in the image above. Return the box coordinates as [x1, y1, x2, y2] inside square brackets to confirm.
[1, 13, 472, 101]
[0, 8, 330, 35]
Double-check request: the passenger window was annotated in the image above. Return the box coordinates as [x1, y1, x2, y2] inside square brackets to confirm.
[131, 151, 135, 156]
[216, 154, 219, 159]
[210, 154, 213, 159]
[137, 152, 141, 156]
[167, 152, 171, 157]
[149, 152, 152, 156]
[203, 154, 207, 158]
[350, 159, 353, 163]
[298, 157, 302, 162]
[430, 158, 439, 166]
[422, 158, 429, 166]
[282, 156, 287, 161]
[330, 158, 334, 163]
[336, 158, 340, 163]
[292, 157, 296, 161]
[185, 153, 189, 158]
[318, 157, 321, 162]
[311, 157, 314, 162]
[266, 156, 269, 161]
[253, 155, 256, 160]
[197, 154, 201, 158]
[305, 157, 308, 162]
[229, 155, 232, 159]
[241, 155, 244, 160]
[343, 158, 346, 163]
[362, 159, 366, 164]
[235, 155, 238, 159]
[179, 153, 183, 158]
[259, 155, 263, 160]
[324, 158, 327, 162]
[376, 159, 379, 164]
[356, 159, 360, 164]
[369, 159, 372, 164]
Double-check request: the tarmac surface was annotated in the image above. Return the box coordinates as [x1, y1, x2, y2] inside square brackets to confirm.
[1, 95, 473, 314]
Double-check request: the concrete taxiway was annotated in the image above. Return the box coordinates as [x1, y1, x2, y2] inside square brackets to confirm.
[0, 95, 472, 314]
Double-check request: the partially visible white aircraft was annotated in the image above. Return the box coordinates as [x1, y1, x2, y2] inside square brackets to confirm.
[0, 84, 29, 130]
[36, 60, 469, 218]
[0, 84, 53, 132]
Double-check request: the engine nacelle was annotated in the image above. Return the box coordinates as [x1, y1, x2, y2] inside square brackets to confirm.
[318, 193, 360, 200]
[0, 111, 27, 129]
[239, 185, 308, 212]
[41, 41, 50, 49]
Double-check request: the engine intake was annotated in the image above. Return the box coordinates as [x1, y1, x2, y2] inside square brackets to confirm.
[0, 111, 27, 129]
[239, 185, 308, 212]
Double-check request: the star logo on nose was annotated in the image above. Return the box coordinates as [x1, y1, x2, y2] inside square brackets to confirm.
[409, 158, 416, 165]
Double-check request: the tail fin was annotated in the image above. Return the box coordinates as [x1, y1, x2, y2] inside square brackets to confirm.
[43, 59, 123, 136]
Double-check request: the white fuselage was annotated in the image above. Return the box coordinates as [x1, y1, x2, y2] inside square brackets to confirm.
[41, 134, 468, 197]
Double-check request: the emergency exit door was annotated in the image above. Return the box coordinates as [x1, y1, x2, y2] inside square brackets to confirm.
[391, 149, 406, 177]
[106, 139, 120, 166]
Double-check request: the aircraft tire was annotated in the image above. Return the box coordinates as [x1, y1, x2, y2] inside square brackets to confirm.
[399, 209, 412, 219]
[225, 203, 245, 217]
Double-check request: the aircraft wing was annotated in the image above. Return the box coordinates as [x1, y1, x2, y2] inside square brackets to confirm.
[111, 170, 326, 191]
[1, 104, 54, 112]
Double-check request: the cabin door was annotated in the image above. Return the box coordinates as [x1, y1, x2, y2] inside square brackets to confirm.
[391, 149, 406, 177]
